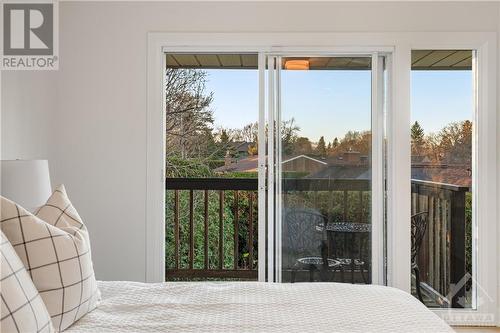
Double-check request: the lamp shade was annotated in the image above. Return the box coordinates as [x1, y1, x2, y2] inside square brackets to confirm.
[1, 160, 52, 212]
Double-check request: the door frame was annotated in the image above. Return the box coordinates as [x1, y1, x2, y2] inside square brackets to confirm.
[264, 51, 388, 285]
[147, 32, 497, 325]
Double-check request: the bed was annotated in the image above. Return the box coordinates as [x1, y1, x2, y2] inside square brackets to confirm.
[67, 281, 454, 332]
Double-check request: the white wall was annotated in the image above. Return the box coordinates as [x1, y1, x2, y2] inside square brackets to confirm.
[1, 71, 57, 160]
[497, 3, 500, 321]
[1, 1, 499, 282]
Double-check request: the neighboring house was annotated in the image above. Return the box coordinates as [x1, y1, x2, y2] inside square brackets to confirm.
[310, 165, 370, 179]
[228, 141, 254, 158]
[341, 151, 361, 164]
[412, 164, 471, 188]
[214, 154, 328, 175]
[328, 151, 369, 166]
[214, 155, 259, 173]
[213, 151, 471, 188]
[411, 155, 433, 166]
[282, 155, 327, 175]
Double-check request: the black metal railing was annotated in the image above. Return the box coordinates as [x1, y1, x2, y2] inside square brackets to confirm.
[165, 178, 258, 280]
[165, 177, 468, 301]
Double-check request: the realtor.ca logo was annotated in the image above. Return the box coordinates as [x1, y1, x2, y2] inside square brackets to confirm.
[1, 1, 58, 70]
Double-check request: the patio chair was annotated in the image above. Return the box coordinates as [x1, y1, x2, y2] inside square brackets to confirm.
[283, 209, 341, 283]
[411, 211, 429, 303]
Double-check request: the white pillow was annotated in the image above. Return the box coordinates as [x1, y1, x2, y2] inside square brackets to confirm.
[1, 230, 55, 333]
[0, 185, 100, 331]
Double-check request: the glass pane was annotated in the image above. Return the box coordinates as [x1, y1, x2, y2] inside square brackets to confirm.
[410, 50, 474, 308]
[165, 53, 259, 281]
[279, 56, 374, 284]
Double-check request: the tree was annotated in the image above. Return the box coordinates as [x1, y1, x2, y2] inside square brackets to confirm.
[327, 137, 339, 156]
[219, 129, 230, 144]
[332, 137, 339, 148]
[327, 130, 371, 156]
[294, 137, 313, 155]
[411, 121, 425, 155]
[247, 144, 258, 156]
[165, 68, 215, 163]
[420, 120, 472, 164]
[315, 136, 327, 157]
[435, 120, 472, 164]
[232, 122, 258, 143]
[336, 130, 362, 153]
[281, 118, 300, 156]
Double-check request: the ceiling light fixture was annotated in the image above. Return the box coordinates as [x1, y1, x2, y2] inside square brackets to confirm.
[284, 59, 310, 70]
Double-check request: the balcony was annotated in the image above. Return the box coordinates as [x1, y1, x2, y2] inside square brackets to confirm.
[165, 177, 469, 307]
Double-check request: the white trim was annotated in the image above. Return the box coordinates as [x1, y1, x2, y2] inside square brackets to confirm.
[427, 39, 498, 327]
[60, 0, 497, 2]
[281, 155, 328, 165]
[472, 49, 479, 312]
[257, 53, 266, 282]
[266, 56, 276, 282]
[153, 32, 495, 51]
[474, 40, 498, 325]
[386, 42, 412, 292]
[384, 53, 393, 287]
[146, 32, 497, 325]
[146, 33, 166, 283]
[371, 52, 386, 285]
[275, 56, 283, 283]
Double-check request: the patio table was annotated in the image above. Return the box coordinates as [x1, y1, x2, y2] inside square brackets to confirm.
[317, 222, 371, 283]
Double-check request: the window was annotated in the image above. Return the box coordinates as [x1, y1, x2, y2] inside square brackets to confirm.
[410, 50, 474, 309]
[150, 33, 498, 325]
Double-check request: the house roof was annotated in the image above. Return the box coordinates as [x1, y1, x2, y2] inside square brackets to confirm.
[229, 141, 253, 153]
[282, 155, 327, 165]
[411, 155, 432, 164]
[213, 155, 259, 173]
[214, 154, 328, 173]
[309, 165, 370, 179]
[213, 153, 472, 189]
[411, 165, 471, 188]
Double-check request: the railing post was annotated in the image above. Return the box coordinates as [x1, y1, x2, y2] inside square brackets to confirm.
[234, 191, 239, 270]
[189, 190, 194, 270]
[449, 189, 466, 308]
[219, 190, 224, 270]
[174, 190, 180, 270]
[204, 190, 209, 270]
[248, 192, 254, 270]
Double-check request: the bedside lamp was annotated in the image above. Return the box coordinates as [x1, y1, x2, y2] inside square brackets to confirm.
[0, 160, 52, 212]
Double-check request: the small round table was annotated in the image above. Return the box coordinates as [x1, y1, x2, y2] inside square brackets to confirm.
[317, 222, 371, 283]
[292, 257, 342, 283]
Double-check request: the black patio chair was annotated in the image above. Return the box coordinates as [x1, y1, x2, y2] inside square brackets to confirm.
[283, 209, 341, 283]
[411, 211, 429, 303]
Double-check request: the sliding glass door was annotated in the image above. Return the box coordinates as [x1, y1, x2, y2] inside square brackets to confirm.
[265, 54, 387, 284]
[410, 50, 476, 309]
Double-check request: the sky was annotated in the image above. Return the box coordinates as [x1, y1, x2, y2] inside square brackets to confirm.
[204, 68, 472, 143]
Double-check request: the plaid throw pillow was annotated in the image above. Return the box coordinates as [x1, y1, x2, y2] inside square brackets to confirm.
[1, 231, 54, 333]
[0, 185, 100, 331]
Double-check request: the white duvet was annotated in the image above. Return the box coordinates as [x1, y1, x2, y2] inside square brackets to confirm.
[67, 281, 453, 333]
